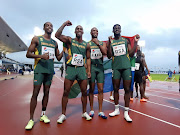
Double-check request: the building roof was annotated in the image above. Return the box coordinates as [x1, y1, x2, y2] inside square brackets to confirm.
[0, 17, 28, 55]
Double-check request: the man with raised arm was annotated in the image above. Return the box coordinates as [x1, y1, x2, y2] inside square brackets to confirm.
[55, 20, 92, 124]
[107, 24, 139, 122]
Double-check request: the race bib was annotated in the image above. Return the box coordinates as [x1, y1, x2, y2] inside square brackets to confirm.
[71, 53, 84, 66]
[91, 49, 102, 59]
[113, 44, 126, 56]
[135, 63, 140, 70]
[42, 46, 55, 59]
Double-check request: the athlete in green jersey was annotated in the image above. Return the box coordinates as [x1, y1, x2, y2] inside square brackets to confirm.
[88, 27, 107, 119]
[55, 20, 92, 123]
[25, 22, 63, 130]
[107, 24, 140, 122]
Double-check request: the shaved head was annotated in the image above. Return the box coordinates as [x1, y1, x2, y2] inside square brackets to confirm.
[75, 25, 84, 38]
[90, 27, 98, 38]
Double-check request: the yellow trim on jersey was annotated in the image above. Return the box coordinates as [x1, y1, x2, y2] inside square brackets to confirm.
[127, 54, 130, 60]
[66, 48, 72, 64]
[34, 48, 41, 69]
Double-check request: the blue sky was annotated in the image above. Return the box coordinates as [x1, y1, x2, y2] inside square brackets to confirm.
[1, 0, 179, 71]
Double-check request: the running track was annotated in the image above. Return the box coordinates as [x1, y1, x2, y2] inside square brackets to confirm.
[0, 71, 179, 135]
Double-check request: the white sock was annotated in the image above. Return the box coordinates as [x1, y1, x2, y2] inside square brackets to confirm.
[115, 104, 119, 112]
[124, 107, 129, 112]
[41, 111, 46, 116]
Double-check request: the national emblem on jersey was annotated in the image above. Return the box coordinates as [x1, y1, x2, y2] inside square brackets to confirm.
[40, 38, 43, 41]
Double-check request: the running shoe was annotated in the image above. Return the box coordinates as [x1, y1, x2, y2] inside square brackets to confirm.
[57, 114, 66, 124]
[25, 120, 34, 130]
[40, 115, 50, 123]
[98, 112, 107, 119]
[124, 111, 132, 122]
[109, 96, 114, 101]
[140, 98, 147, 102]
[109, 110, 120, 117]
[89, 110, 94, 117]
[82, 112, 92, 121]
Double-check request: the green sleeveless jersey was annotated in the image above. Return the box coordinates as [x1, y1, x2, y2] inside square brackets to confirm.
[111, 37, 131, 70]
[34, 36, 56, 74]
[67, 39, 87, 66]
[89, 40, 103, 65]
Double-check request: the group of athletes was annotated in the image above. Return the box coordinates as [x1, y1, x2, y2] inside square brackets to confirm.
[25, 20, 150, 130]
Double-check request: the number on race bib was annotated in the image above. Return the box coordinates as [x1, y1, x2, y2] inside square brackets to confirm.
[71, 53, 84, 66]
[91, 49, 102, 59]
[42, 46, 55, 59]
[135, 63, 140, 70]
[113, 44, 126, 56]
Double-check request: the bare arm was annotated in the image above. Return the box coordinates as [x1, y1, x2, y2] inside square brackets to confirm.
[107, 36, 112, 59]
[55, 20, 72, 44]
[142, 58, 150, 74]
[128, 34, 140, 57]
[86, 43, 91, 78]
[55, 42, 63, 61]
[92, 38, 107, 55]
[26, 36, 49, 60]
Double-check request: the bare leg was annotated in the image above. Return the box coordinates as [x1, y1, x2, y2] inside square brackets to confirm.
[109, 79, 120, 117]
[30, 85, 41, 120]
[139, 82, 144, 99]
[89, 82, 95, 111]
[62, 79, 74, 115]
[135, 82, 139, 98]
[110, 91, 113, 96]
[142, 76, 148, 99]
[123, 80, 131, 107]
[97, 83, 103, 112]
[78, 79, 88, 113]
[42, 84, 51, 111]
[112, 79, 120, 105]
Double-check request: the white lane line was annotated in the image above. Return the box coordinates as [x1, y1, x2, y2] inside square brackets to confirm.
[120, 93, 180, 111]
[56, 77, 180, 128]
[146, 89, 180, 96]
[147, 100, 180, 111]
[97, 96, 180, 129]
[146, 87, 178, 92]
[119, 91, 180, 102]
[55, 75, 64, 83]
[146, 93, 180, 102]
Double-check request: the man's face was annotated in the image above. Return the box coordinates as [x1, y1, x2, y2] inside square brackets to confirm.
[75, 25, 84, 38]
[44, 22, 53, 34]
[113, 25, 121, 35]
[91, 27, 98, 38]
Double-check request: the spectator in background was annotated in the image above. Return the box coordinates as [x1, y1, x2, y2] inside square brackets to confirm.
[60, 65, 64, 77]
[173, 70, 176, 75]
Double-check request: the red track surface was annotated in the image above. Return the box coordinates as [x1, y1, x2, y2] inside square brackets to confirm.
[0, 71, 179, 135]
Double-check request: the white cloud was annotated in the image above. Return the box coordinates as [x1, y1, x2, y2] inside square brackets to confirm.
[143, 47, 178, 71]
[22, 26, 63, 51]
[22, 26, 43, 45]
[133, 0, 180, 34]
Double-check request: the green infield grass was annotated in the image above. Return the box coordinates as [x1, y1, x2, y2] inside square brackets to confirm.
[150, 74, 179, 82]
